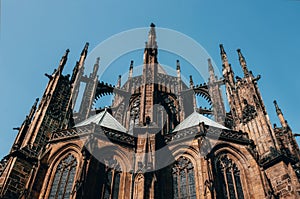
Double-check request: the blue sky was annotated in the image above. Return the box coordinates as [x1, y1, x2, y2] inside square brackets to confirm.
[0, 0, 300, 158]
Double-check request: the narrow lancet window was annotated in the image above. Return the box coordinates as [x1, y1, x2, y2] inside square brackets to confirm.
[216, 155, 244, 199]
[172, 156, 196, 199]
[49, 154, 77, 199]
[103, 160, 121, 199]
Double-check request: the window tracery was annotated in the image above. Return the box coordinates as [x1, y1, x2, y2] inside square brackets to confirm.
[103, 159, 121, 199]
[172, 156, 196, 199]
[49, 153, 77, 199]
[216, 155, 244, 199]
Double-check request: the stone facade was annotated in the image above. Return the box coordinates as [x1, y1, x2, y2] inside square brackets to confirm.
[0, 24, 300, 199]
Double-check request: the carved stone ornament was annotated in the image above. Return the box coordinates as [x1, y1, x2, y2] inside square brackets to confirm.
[242, 99, 257, 123]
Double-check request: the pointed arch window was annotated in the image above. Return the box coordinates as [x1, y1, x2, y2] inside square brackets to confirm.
[103, 160, 121, 199]
[49, 154, 77, 199]
[172, 156, 196, 199]
[216, 155, 244, 199]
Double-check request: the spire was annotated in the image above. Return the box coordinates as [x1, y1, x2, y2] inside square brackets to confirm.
[28, 98, 39, 121]
[219, 44, 235, 86]
[129, 60, 134, 79]
[147, 23, 157, 49]
[58, 49, 70, 73]
[79, 42, 89, 65]
[91, 57, 100, 79]
[189, 75, 194, 88]
[237, 49, 250, 76]
[273, 100, 288, 128]
[219, 44, 228, 63]
[208, 58, 215, 81]
[144, 23, 158, 64]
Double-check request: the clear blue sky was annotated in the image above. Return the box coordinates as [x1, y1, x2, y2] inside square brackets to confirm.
[1, 0, 300, 158]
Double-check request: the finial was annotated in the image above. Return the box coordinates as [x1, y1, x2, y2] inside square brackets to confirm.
[219, 44, 226, 55]
[176, 60, 180, 70]
[58, 49, 70, 71]
[148, 23, 157, 49]
[189, 75, 194, 88]
[81, 42, 89, 56]
[273, 100, 288, 128]
[273, 100, 282, 115]
[130, 60, 134, 69]
[219, 44, 229, 65]
[28, 98, 39, 121]
[237, 48, 249, 76]
[117, 75, 121, 88]
[91, 57, 100, 78]
[237, 49, 243, 59]
[128, 60, 134, 79]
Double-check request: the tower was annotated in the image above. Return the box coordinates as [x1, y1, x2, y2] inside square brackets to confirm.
[220, 45, 300, 198]
[0, 44, 91, 199]
[220, 45, 278, 156]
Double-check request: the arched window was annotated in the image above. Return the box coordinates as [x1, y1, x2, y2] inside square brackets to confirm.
[172, 156, 196, 199]
[103, 160, 121, 199]
[49, 154, 77, 199]
[216, 155, 244, 199]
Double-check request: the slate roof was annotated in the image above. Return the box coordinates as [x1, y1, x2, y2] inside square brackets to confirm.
[75, 109, 127, 133]
[173, 111, 228, 132]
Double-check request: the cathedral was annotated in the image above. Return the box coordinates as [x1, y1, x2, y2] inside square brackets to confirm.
[0, 23, 300, 199]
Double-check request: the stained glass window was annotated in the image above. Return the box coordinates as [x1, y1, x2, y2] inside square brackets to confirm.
[49, 154, 77, 199]
[216, 155, 244, 199]
[172, 156, 196, 199]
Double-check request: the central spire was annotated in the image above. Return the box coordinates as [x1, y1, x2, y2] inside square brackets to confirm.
[144, 23, 158, 64]
[147, 23, 157, 49]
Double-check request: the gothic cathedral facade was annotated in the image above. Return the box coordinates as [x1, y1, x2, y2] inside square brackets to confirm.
[0, 24, 300, 199]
